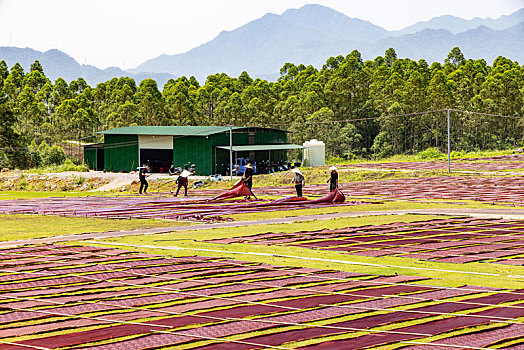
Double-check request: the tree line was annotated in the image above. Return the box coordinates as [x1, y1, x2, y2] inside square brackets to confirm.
[0, 47, 523, 168]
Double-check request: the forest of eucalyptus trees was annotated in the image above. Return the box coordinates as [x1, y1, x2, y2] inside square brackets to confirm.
[0, 47, 523, 168]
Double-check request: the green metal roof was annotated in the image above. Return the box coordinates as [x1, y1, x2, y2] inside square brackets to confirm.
[99, 126, 241, 136]
[98, 126, 288, 136]
[216, 144, 304, 151]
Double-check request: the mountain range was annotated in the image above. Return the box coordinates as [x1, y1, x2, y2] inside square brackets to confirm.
[0, 47, 175, 87]
[1, 5, 523, 86]
[393, 8, 524, 35]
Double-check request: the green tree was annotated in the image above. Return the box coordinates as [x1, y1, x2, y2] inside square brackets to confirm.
[445, 47, 465, 68]
[135, 79, 164, 125]
[385, 48, 397, 67]
[0, 87, 22, 168]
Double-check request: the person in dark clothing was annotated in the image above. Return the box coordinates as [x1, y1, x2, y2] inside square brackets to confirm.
[327, 166, 338, 192]
[174, 176, 188, 197]
[242, 163, 254, 199]
[174, 169, 190, 197]
[291, 168, 305, 197]
[138, 165, 149, 194]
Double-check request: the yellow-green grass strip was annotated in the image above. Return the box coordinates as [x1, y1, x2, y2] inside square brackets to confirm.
[0, 191, 121, 201]
[0, 214, 185, 241]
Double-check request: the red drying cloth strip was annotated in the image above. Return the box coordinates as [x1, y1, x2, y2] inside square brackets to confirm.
[297, 302, 524, 350]
[212, 181, 253, 201]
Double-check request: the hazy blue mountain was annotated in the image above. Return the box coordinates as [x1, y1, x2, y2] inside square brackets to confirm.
[131, 4, 523, 82]
[394, 8, 524, 35]
[0, 47, 175, 87]
[357, 23, 524, 65]
[2, 5, 522, 85]
[130, 4, 390, 81]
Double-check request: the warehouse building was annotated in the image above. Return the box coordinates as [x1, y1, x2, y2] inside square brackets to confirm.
[84, 126, 303, 175]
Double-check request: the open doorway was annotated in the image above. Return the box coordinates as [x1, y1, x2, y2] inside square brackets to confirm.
[140, 149, 173, 173]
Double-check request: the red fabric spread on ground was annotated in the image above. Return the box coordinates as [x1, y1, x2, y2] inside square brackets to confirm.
[194, 289, 524, 350]
[297, 301, 524, 350]
[308, 189, 345, 203]
[269, 196, 309, 204]
[268, 189, 345, 205]
[9, 280, 429, 349]
[211, 181, 253, 200]
[212, 185, 345, 204]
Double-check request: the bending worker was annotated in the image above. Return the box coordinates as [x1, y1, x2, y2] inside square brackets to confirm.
[291, 168, 305, 197]
[174, 167, 191, 197]
[138, 165, 149, 194]
[242, 163, 254, 199]
[327, 166, 338, 192]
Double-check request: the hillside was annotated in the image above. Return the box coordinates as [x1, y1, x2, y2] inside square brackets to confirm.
[1, 4, 522, 84]
[131, 5, 523, 82]
[0, 47, 175, 87]
[394, 8, 524, 35]
[131, 4, 390, 81]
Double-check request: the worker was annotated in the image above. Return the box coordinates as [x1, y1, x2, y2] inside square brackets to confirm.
[327, 166, 339, 192]
[243, 163, 254, 199]
[174, 167, 191, 197]
[138, 165, 150, 194]
[291, 168, 305, 197]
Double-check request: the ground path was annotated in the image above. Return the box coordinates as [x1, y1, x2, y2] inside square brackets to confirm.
[5, 207, 524, 248]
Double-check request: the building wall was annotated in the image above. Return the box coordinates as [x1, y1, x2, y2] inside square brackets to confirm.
[104, 134, 138, 172]
[255, 131, 287, 144]
[210, 130, 287, 147]
[84, 147, 97, 170]
[210, 132, 243, 147]
[209, 132, 250, 174]
[101, 129, 288, 174]
[210, 130, 288, 174]
[214, 148, 230, 175]
[173, 136, 213, 175]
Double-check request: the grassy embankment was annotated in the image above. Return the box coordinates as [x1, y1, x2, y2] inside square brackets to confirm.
[0, 173, 108, 192]
[147, 167, 523, 192]
[328, 147, 521, 164]
[2, 148, 522, 193]
[0, 191, 119, 200]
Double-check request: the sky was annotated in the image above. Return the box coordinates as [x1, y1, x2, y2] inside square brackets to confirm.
[0, 0, 522, 70]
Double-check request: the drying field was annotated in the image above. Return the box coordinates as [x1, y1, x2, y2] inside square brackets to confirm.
[340, 176, 524, 204]
[205, 217, 524, 266]
[211, 177, 524, 205]
[0, 196, 365, 222]
[0, 244, 523, 350]
[346, 160, 524, 172]
[344, 154, 524, 172]
[2, 164, 524, 349]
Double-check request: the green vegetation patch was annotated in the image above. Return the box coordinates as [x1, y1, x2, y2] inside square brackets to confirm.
[0, 190, 118, 200]
[0, 214, 183, 241]
[0, 174, 108, 192]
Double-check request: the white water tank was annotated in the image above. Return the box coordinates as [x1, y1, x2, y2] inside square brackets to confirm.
[302, 139, 325, 167]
